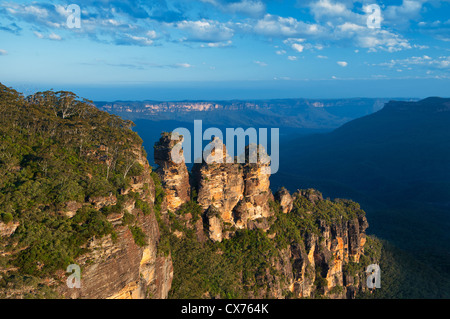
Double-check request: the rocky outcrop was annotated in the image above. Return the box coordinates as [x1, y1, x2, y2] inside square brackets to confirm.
[233, 145, 273, 230]
[188, 139, 274, 241]
[204, 206, 224, 243]
[274, 191, 369, 299]
[275, 187, 293, 214]
[0, 221, 19, 237]
[154, 133, 190, 212]
[193, 138, 244, 226]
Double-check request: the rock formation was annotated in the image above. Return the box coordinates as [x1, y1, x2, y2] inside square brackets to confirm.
[275, 187, 294, 214]
[233, 144, 273, 230]
[188, 138, 274, 241]
[154, 132, 191, 212]
[192, 137, 244, 226]
[0, 221, 20, 237]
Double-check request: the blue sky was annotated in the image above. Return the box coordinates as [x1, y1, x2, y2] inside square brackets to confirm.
[0, 0, 449, 100]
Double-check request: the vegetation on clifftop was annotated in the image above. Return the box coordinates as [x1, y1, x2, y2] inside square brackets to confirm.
[0, 83, 149, 297]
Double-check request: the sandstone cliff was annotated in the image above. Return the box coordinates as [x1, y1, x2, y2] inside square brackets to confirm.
[57, 146, 173, 299]
[154, 133, 191, 212]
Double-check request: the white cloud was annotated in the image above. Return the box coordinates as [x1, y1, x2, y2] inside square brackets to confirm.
[337, 61, 348, 67]
[254, 60, 267, 66]
[384, 0, 424, 27]
[317, 55, 328, 59]
[34, 31, 44, 39]
[253, 14, 322, 38]
[338, 22, 364, 32]
[376, 55, 450, 69]
[227, 0, 266, 17]
[146, 30, 157, 39]
[0, 49, 8, 56]
[201, 40, 233, 47]
[48, 33, 62, 41]
[276, 50, 286, 55]
[291, 43, 304, 53]
[175, 63, 192, 68]
[175, 19, 234, 42]
[311, 0, 348, 17]
[288, 56, 298, 61]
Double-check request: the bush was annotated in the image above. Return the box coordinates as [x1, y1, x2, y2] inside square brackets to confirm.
[1, 212, 13, 224]
[135, 198, 151, 216]
[129, 226, 147, 247]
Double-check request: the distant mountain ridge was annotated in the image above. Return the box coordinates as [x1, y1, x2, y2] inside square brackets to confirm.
[95, 98, 413, 129]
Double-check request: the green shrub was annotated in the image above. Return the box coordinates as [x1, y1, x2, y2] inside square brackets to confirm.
[129, 226, 147, 247]
[135, 198, 151, 215]
[1, 212, 13, 224]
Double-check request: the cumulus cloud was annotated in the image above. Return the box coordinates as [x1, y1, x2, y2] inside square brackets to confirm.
[1, 1, 179, 46]
[384, 0, 424, 28]
[201, 40, 233, 47]
[252, 14, 322, 38]
[0, 0, 430, 52]
[310, 0, 349, 18]
[49, 32, 62, 40]
[291, 43, 304, 53]
[174, 19, 234, 42]
[337, 61, 348, 67]
[115, 34, 155, 46]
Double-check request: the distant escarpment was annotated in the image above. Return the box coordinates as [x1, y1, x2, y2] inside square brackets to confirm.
[154, 132, 376, 299]
[95, 98, 392, 129]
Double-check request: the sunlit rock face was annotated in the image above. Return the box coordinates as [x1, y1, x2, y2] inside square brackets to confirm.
[193, 137, 245, 227]
[154, 132, 191, 212]
[275, 187, 293, 214]
[191, 138, 274, 239]
[233, 144, 273, 230]
[58, 146, 173, 299]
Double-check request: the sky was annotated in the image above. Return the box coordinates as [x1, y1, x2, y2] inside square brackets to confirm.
[0, 0, 449, 100]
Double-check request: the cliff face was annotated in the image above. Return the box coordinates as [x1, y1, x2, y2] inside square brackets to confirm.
[154, 133, 191, 212]
[282, 200, 369, 299]
[58, 147, 173, 299]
